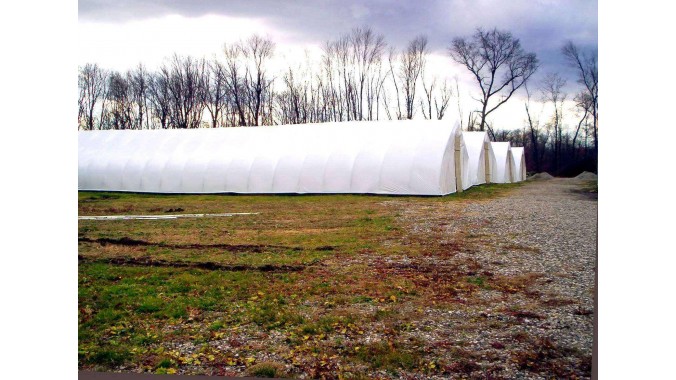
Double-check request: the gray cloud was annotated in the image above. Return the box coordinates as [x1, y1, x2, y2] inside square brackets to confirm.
[79, 0, 597, 88]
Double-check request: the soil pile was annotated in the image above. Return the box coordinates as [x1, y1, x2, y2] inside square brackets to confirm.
[575, 171, 598, 180]
[529, 172, 554, 180]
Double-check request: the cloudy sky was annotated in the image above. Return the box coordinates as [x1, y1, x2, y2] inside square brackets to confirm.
[79, 0, 597, 130]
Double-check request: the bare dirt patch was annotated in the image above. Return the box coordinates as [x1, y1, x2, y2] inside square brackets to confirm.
[77, 255, 309, 272]
[78, 236, 302, 253]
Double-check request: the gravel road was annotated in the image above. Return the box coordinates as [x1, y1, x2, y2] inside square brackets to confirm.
[392, 177, 597, 379]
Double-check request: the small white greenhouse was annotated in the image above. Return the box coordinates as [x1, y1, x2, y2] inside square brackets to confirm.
[462, 131, 498, 186]
[510, 147, 527, 182]
[490, 142, 516, 183]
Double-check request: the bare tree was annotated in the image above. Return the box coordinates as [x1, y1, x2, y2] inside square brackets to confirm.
[454, 77, 466, 129]
[449, 28, 538, 131]
[493, 128, 511, 141]
[333, 36, 352, 121]
[369, 60, 388, 121]
[242, 35, 275, 126]
[107, 71, 133, 130]
[420, 70, 436, 120]
[562, 41, 597, 155]
[167, 54, 207, 129]
[320, 40, 343, 121]
[223, 43, 248, 126]
[399, 35, 427, 119]
[523, 84, 547, 171]
[148, 65, 171, 129]
[203, 58, 228, 128]
[78, 63, 107, 130]
[98, 72, 111, 129]
[349, 27, 386, 120]
[319, 27, 387, 122]
[386, 47, 403, 120]
[78, 71, 86, 128]
[421, 69, 453, 120]
[571, 91, 593, 154]
[277, 65, 307, 125]
[276, 53, 339, 125]
[128, 63, 150, 129]
[540, 72, 566, 172]
[435, 80, 453, 120]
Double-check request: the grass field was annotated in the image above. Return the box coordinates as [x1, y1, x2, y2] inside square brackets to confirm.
[78, 183, 549, 378]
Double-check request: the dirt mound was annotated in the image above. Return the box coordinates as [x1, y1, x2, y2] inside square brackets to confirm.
[575, 171, 598, 180]
[528, 172, 554, 180]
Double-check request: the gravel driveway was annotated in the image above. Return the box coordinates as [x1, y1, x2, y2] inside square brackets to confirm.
[390, 177, 597, 379]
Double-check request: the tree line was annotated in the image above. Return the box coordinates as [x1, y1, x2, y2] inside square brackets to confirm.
[78, 27, 597, 175]
[498, 41, 597, 176]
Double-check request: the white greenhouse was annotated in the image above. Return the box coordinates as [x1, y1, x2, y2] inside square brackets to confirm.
[462, 131, 498, 186]
[510, 147, 527, 182]
[78, 120, 472, 196]
[490, 142, 516, 183]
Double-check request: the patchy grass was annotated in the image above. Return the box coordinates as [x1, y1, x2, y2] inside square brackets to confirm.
[78, 183, 589, 378]
[355, 340, 420, 372]
[580, 180, 598, 193]
[572, 180, 598, 199]
[246, 361, 288, 378]
[466, 275, 490, 289]
[433, 182, 524, 202]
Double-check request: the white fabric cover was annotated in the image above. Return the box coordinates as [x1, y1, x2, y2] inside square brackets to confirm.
[486, 146, 500, 184]
[490, 142, 515, 183]
[79, 120, 470, 196]
[462, 132, 498, 185]
[510, 147, 527, 182]
[457, 134, 472, 191]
